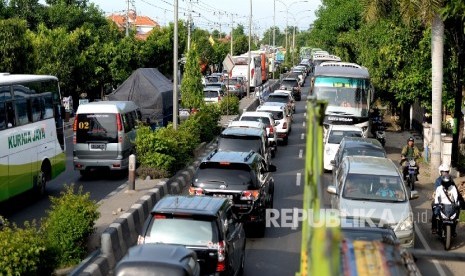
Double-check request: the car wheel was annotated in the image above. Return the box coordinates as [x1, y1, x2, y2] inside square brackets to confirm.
[80, 170, 90, 178]
[35, 167, 47, 198]
[283, 136, 289, 145]
[256, 221, 266, 238]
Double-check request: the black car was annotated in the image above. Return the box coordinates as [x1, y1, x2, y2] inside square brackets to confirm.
[115, 244, 200, 276]
[138, 196, 246, 276]
[217, 126, 271, 167]
[190, 150, 276, 237]
[279, 77, 301, 101]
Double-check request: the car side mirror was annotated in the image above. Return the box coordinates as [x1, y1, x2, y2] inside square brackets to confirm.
[330, 160, 336, 166]
[410, 190, 419, 200]
[327, 185, 338, 195]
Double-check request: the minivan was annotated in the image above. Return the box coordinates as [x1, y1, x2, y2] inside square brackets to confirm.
[73, 101, 141, 176]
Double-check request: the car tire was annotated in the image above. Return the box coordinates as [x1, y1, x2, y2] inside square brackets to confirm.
[283, 136, 289, 145]
[80, 170, 90, 178]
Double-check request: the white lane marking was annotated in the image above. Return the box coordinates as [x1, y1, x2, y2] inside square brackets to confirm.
[414, 225, 447, 276]
[301, 133, 305, 140]
[305, 105, 307, 109]
[303, 121, 306, 127]
[66, 134, 73, 139]
[296, 173, 301, 186]
[299, 149, 303, 158]
[304, 112, 307, 117]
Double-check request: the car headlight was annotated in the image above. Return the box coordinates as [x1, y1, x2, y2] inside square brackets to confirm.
[395, 214, 413, 231]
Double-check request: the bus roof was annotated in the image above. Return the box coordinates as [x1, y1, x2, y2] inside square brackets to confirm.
[76, 101, 139, 114]
[313, 65, 370, 79]
[0, 73, 58, 84]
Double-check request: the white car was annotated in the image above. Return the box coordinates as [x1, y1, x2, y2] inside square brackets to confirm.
[239, 111, 278, 157]
[256, 103, 292, 145]
[203, 86, 224, 104]
[323, 124, 364, 171]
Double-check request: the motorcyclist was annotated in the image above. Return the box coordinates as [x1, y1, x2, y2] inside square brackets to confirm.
[400, 137, 421, 180]
[432, 176, 460, 235]
[435, 164, 455, 189]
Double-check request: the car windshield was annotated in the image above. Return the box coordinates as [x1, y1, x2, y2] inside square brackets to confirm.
[218, 136, 261, 153]
[328, 130, 362, 144]
[267, 95, 288, 103]
[281, 80, 297, 87]
[342, 174, 406, 202]
[226, 79, 240, 85]
[342, 147, 385, 159]
[241, 116, 271, 126]
[144, 218, 215, 246]
[195, 167, 256, 188]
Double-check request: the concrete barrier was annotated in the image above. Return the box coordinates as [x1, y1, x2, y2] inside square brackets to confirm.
[100, 227, 121, 269]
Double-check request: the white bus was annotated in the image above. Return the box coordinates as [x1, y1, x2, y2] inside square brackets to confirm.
[231, 54, 262, 92]
[312, 62, 374, 137]
[0, 73, 66, 202]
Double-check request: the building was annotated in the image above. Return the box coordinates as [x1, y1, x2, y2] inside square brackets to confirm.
[108, 10, 159, 40]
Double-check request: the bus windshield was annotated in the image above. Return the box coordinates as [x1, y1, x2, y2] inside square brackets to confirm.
[313, 77, 370, 118]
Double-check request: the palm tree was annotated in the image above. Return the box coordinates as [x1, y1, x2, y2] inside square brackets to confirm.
[362, 0, 445, 176]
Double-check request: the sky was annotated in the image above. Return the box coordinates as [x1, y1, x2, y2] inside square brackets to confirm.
[88, 0, 322, 37]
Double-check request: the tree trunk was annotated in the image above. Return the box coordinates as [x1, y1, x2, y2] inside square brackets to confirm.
[431, 14, 444, 175]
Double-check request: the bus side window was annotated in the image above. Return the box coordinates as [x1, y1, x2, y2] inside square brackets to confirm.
[0, 102, 6, 130]
[6, 101, 16, 128]
[42, 94, 54, 119]
[30, 96, 43, 122]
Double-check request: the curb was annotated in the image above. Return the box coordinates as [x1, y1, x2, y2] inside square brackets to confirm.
[71, 94, 260, 275]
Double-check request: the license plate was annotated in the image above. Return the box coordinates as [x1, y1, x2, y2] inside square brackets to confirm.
[91, 144, 105, 150]
[179, 110, 190, 116]
[409, 167, 417, 170]
[213, 194, 233, 199]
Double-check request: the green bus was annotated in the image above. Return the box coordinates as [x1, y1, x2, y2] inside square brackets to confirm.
[0, 73, 66, 202]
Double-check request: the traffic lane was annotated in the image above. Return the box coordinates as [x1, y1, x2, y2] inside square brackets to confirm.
[3, 129, 128, 226]
[243, 84, 308, 276]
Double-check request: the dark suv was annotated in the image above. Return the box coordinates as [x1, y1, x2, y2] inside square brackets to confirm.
[217, 126, 271, 167]
[190, 150, 276, 237]
[138, 195, 246, 276]
[280, 77, 301, 101]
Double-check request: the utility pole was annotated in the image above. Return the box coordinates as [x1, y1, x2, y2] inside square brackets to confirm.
[273, 0, 276, 47]
[247, 0, 252, 98]
[230, 13, 234, 55]
[173, 0, 179, 130]
[187, 1, 192, 52]
[125, 0, 130, 37]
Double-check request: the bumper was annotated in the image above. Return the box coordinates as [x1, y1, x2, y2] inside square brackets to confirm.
[395, 229, 415, 248]
[73, 158, 129, 171]
[276, 131, 289, 140]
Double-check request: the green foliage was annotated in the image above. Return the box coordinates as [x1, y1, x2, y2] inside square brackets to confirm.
[218, 95, 240, 115]
[41, 184, 100, 267]
[0, 18, 34, 73]
[196, 104, 221, 142]
[181, 43, 204, 110]
[0, 219, 55, 275]
[135, 123, 199, 174]
[136, 165, 170, 180]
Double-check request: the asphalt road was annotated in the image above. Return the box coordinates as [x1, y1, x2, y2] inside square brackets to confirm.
[243, 79, 308, 276]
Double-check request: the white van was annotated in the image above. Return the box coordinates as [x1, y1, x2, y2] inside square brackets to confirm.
[73, 101, 141, 176]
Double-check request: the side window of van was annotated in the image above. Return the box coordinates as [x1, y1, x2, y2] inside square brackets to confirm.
[122, 113, 132, 133]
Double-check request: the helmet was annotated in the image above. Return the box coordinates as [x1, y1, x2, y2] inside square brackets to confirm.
[438, 163, 451, 175]
[408, 137, 414, 142]
[441, 175, 452, 188]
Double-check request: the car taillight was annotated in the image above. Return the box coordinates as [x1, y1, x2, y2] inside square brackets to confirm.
[251, 68, 255, 78]
[189, 187, 205, 195]
[116, 113, 122, 131]
[216, 240, 226, 272]
[283, 122, 288, 129]
[269, 125, 274, 135]
[240, 190, 260, 200]
[72, 115, 78, 131]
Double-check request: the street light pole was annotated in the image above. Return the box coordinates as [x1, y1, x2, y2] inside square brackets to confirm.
[247, 0, 252, 98]
[273, 0, 276, 47]
[173, 0, 179, 130]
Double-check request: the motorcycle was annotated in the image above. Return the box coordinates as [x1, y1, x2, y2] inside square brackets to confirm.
[374, 123, 386, 146]
[402, 157, 417, 190]
[433, 203, 459, 250]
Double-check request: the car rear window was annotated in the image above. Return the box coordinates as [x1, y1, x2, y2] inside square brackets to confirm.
[342, 147, 386, 159]
[328, 131, 362, 144]
[267, 95, 288, 103]
[144, 218, 216, 246]
[282, 79, 298, 86]
[195, 167, 256, 188]
[260, 110, 283, 120]
[204, 91, 218, 98]
[241, 116, 271, 126]
[76, 113, 117, 143]
[218, 136, 261, 153]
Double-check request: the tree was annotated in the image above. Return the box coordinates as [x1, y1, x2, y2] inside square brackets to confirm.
[0, 18, 34, 73]
[180, 43, 204, 111]
[361, 0, 446, 176]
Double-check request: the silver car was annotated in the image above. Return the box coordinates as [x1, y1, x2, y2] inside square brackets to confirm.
[327, 156, 419, 248]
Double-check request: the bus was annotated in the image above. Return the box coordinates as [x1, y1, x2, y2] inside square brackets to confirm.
[312, 62, 374, 137]
[0, 73, 66, 202]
